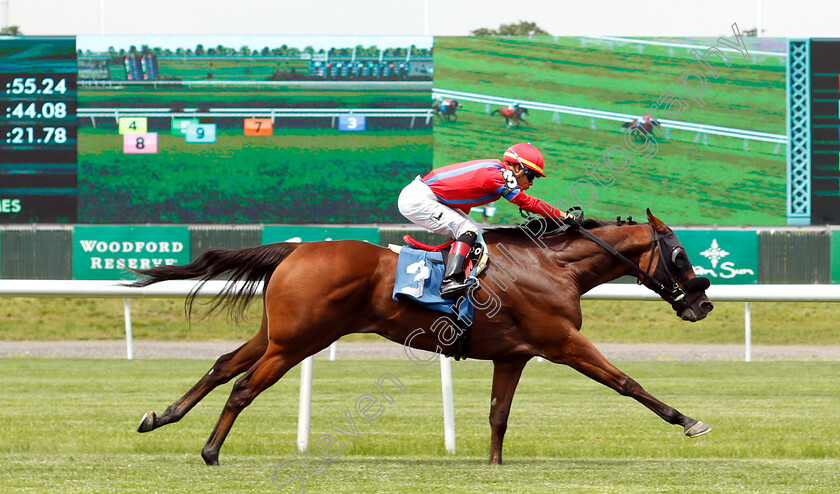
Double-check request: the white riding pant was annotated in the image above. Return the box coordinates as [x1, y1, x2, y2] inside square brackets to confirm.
[398, 176, 482, 240]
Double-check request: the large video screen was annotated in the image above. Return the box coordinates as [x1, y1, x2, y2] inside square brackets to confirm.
[4, 35, 834, 226]
[1, 35, 433, 224]
[431, 36, 788, 226]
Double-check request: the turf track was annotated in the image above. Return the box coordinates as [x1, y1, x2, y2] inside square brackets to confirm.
[1, 358, 837, 493]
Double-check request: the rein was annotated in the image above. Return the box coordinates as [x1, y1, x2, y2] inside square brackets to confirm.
[573, 223, 689, 312]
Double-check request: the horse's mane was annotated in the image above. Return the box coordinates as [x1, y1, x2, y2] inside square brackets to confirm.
[485, 216, 635, 240]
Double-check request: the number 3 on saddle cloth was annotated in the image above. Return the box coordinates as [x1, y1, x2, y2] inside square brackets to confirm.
[389, 235, 489, 323]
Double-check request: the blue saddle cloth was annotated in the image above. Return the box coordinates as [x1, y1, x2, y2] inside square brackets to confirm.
[392, 246, 474, 322]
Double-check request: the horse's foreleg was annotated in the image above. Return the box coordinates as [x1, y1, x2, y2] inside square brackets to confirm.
[201, 346, 302, 466]
[550, 331, 710, 438]
[488, 359, 528, 465]
[138, 310, 269, 433]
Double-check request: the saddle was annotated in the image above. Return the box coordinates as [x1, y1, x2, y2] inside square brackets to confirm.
[392, 235, 490, 279]
[389, 234, 490, 361]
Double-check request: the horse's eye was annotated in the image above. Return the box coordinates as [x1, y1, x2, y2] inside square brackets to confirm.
[671, 248, 686, 269]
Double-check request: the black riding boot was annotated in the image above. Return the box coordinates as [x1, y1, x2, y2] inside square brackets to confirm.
[439, 232, 477, 299]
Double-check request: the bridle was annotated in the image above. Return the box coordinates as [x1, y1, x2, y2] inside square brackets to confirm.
[573, 223, 709, 314]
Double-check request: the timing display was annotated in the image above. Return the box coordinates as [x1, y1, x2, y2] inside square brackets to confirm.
[5, 101, 74, 119]
[2, 75, 70, 95]
[2, 125, 73, 145]
[0, 37, 78, 223]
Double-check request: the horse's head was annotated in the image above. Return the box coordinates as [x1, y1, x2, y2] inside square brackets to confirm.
[644, 209, 714, 322]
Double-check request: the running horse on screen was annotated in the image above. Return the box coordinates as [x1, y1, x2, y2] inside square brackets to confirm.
[491, 105, 529, 127]
[130, 209, 713, 466]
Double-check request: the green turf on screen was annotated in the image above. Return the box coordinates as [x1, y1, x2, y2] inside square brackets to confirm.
[78, 128, 432, 223]
[432, 36, 786, 226]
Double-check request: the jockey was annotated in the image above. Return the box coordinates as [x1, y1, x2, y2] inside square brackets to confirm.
[507, 102, 521, 113]
[398, 143, 569, 298]
[633, 112, 658, 131]
[440, 98, 453, 113]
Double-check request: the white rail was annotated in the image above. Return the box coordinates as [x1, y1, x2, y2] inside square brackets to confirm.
[586, 36, 787, 58]
[77, 107, 434, 122]
[432, 88, 787, 144]
[78, 80, 433, 90]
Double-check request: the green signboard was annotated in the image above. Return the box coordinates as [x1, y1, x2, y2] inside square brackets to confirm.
[675, 230, 758, 284]
[73, 225, 190, 280]
[262, 226, 380, 245]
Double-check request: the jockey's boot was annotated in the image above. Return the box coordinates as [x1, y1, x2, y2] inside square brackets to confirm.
[439, 232, 477, 299]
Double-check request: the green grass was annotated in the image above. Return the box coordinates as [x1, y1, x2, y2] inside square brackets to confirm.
[2, 297, 839, 346]
[432, 36, 786, 226]
[434, 103, 784, 225]
[78, 127, 432, 223]
[0, 358, 838, 493]
[435, 36, 784, 133]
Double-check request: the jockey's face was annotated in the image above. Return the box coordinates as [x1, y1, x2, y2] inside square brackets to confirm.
[512, 164, 533, 191]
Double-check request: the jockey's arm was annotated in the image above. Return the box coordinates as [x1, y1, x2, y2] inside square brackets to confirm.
[509, 192, 568, 221]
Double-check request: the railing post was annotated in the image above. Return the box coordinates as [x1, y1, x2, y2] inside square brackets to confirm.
[440, 356, 456, 454]
[744, 301, 752, 362]
[123, 298, 133, 360]
[297, 356, 314, 452]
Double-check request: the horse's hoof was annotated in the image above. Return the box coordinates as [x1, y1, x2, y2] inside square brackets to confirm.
[202, 448, 220, 466]
[685, 420, 711, 438]
[138, 411, 156, 433]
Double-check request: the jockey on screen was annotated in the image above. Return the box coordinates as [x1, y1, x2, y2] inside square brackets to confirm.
[633, 112, 658, 132]
[398, 143, 569, 298]
[507, 102, 521, 113]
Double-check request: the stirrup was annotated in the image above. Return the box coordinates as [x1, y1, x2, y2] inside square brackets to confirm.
[440, 278, 478, 299]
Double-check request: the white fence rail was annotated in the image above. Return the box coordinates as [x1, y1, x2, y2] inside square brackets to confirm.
[432, 87, 787, 144]
[2, 280, 838, 454]
[77, 107, 434, 125]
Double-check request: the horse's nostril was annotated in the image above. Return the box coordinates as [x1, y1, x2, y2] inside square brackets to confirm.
[700, 301, 714, 313]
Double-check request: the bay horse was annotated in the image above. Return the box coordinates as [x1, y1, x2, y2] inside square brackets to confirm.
[433, 99, 460, 121]
[491, 106, 529, 127]
[622, 117, 661, 143]
[130, 209, 713, 466]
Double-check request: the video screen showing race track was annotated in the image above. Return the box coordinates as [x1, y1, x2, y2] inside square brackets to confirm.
[431, 36, 787, 226]
[76, 35, 433, 224]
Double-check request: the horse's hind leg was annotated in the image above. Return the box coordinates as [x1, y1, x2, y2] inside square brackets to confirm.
[550, 330, 710, 438]
[200, 344, 309, 466]
[137, 308, 269, 433]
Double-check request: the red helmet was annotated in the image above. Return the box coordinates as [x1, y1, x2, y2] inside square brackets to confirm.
[503, 143, 545, 177]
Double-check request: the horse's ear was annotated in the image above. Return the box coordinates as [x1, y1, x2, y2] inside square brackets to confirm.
[646, 208, 669, 233]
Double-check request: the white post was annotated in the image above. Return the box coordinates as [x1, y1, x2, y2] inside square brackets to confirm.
[329, 341, 337, 361]
[440, 356, 456, 454]
[123, 298, 133, 360]
[297, 356, 314, 452]
[744, 302, 752, 362]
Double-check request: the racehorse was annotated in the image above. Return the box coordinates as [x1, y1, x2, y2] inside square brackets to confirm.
[622, 117, 661, 142]
[433, 99, 460, 122]
[491, 106, 529, 127]
[130, 209, 714, 466]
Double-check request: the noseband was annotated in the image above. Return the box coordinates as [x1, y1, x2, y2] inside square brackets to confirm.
[573, 223, 709, 314]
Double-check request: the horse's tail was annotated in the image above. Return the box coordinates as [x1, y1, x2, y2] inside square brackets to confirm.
[125, 243, 300, 321]
[490, 109, 499, 115]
